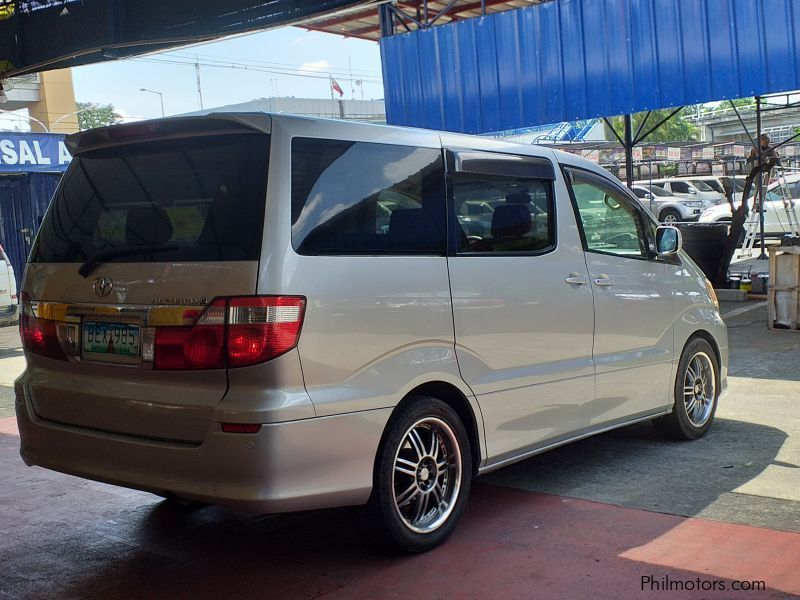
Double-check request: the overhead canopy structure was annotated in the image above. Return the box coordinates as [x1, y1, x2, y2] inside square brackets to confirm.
[379, 0, 800, 134]
[0, 0, 377, 77]
[301, 0, 544, 41]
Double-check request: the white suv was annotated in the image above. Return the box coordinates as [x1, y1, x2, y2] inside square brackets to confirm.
[631, 184, 703, 223]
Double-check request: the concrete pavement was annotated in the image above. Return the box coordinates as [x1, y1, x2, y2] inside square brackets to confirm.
[1, 302, 798, 598]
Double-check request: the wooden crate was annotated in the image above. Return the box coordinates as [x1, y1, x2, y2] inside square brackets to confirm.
[767, 246, 800, 330]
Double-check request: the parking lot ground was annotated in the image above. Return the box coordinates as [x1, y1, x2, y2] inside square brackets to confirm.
[1, 301, 799, 599]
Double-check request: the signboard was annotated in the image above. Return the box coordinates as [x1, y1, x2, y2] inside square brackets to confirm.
[667, 147, 682, 160]
[712, 163, 724, 175]
[0, 133, 71, 173]
[632, 147, 643, 161]
[702, 147, 715, 160]
[733, 145, 747, 158]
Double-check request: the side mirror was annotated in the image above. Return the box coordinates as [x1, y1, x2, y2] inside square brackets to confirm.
[656, 226, 682, 256]
[687, 188, 697, 195]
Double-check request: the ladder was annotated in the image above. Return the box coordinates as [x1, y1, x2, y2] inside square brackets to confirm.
[738, 167, 800, 257]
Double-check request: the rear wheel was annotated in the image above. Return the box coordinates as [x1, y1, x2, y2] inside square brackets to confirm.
[365, 396, 472, 553]
[653, 337, 719, 440]
[660, 208, 681, 224]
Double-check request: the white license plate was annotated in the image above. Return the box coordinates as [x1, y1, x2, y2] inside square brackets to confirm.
[83, 321, 140, 357]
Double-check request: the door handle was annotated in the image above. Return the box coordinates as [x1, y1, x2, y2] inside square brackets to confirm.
[593, 275, 614, 287]
[565, 273, 588, 285]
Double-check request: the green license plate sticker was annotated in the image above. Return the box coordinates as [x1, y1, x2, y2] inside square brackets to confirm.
[83, 321, 140, 357]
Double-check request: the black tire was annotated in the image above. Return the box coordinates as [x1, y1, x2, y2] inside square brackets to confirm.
[659, 208, 682, 224]
[653, 337, 720, 440]
[364, 396, 472, 553]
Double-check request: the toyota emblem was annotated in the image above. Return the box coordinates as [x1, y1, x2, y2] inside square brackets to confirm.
[92, 276, 114, 298]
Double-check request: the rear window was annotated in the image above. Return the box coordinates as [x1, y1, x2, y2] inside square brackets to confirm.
[31, 133, 270, 264]
[291, 137, 446, 255]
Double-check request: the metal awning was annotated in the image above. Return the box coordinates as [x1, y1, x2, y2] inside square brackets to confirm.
[300, 1, 548, 42]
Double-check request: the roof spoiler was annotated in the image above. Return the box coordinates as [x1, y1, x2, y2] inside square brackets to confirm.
[66, 113, 271, 155]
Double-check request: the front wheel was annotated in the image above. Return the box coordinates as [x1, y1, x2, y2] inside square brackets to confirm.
[660, 208, 682, 224]
[365, 397, 472, 553]
[653, 337, 719, 440]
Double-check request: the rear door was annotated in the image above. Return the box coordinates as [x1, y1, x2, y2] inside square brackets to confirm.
[566, 167, 677, 422]
[21, 118, 271, 442]
[446, 149, 595, 462]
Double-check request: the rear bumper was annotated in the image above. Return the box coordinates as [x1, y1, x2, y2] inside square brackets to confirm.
[15, 382, 392, 513]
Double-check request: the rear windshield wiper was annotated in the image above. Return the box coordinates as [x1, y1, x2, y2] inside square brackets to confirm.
[78, 245, 179, 278]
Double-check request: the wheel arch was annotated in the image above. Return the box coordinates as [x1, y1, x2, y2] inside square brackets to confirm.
[684, 329, 722, 372]
[377, 381, 483, 477]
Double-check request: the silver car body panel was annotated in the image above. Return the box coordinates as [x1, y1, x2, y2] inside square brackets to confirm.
[17, 113, 728, 512]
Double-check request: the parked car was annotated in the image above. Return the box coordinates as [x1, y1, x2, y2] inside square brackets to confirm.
[639, 178, 725, 206]
[16, 114, 728, 553]
[631, 184, 703, 223]
[699, 174, 800, 237]
[688, 175, 745, 204]
[0, 244, 18, 325]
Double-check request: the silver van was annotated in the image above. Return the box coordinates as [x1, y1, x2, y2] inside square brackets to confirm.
[16, 114, 728, 553]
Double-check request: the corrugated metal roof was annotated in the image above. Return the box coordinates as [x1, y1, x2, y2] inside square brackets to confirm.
[380, 0, 800, 134]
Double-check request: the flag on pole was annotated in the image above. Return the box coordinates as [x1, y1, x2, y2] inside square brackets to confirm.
[331, 77, 344, 97]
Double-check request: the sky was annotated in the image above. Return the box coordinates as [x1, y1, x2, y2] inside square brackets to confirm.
[2, 26, 385, 128]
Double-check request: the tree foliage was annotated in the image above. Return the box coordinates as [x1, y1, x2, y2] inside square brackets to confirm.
[77, 101, 122, 131]
[605, 108, 699, 143]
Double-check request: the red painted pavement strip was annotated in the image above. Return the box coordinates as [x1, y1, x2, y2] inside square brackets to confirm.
[313, 486, 800, 600]
[0, 415, 18, 435]
[1, 420, 798, 599]
[76, 485, 795, 599]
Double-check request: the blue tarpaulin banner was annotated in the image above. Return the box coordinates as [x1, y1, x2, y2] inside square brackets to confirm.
[0, 133, 71, 173]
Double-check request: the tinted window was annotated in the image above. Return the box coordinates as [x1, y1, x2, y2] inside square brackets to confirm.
[696, 179, 723, 193]
[31, 134, 270, 263]
[670, 181, 691, 194]
[649, 185, 670, 197]
[633, 188, 647, 198]
[570, 171, 649, 258]
[454, 173, 555, 253]
[291, 138, 445, 255]
[691, 180, 714, 192]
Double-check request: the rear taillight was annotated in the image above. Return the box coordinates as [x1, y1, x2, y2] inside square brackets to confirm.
[227, 296, 305, 368]
[19, 292, 66, 361]
[154, 299, 226, 370]
[153, 296, 305, 370]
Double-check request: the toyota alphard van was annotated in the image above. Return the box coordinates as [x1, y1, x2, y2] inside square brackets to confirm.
[16, 114, 727, 552]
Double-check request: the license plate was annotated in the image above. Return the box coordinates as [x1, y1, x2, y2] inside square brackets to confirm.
[83, 321, 140, 357]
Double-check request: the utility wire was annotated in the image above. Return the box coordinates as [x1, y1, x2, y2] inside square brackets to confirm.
[131, 56, 383, 84]
[162, 51, 383, 78]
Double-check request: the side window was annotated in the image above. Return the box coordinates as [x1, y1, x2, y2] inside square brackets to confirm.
[670, 181, 691, 194]
[632, 188, 647, 199]
[569, 170, 650, 259]
[453, 173, 555, 254]
[291, 138, 445, 255]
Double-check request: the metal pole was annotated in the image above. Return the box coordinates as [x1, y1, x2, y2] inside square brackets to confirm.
[756, 96, 767, 259]
[195, 56, 204, 110]
[624, 114, 634, 188]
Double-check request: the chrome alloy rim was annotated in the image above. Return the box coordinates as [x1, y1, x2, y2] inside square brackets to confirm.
[391, 417, 462, 534]
[663, 213, 678, 223]
[683, 351, 716, 427]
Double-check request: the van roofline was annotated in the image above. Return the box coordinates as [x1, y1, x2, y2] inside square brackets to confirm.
[66, 111, 595, 172]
